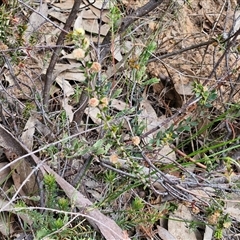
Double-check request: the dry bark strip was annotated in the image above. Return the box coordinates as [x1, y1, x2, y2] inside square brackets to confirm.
[0, 124, 129, 240]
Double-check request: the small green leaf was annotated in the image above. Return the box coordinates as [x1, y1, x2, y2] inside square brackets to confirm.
[93, 139, 104, 149]
[142, 77, 159, 86]
[95, 148, 105, 155]
[112, 88, 123, 98]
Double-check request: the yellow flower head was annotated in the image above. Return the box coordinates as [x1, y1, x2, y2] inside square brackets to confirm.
[100, 97, 109, 108]
[75, 28, 85, 36]
[207, 211, 221, 225]
[83, 37, 90, 50]
[88, 98, 99, 107]
[109, 154, 119, 164]
[132, 136, 140, 146]
[223, 221, 231, 229]
[90, 62, 101, 73]
[72, 48, 85, 60]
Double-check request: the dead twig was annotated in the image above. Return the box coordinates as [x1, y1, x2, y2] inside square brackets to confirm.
[170, 144, 207, 169]
[148, 38, 217, 62]
[72, 154, 94, 188]
[208, 27, 240, 79]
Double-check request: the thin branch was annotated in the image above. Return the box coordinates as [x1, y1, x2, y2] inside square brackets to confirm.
[148, 38, 217, 62]
[100, 0, 164, 60]
[71, 91, 89, 128]
[42, 0, 83, 110]
[119, 0, 164, 32]
[208, 27, 240, 79]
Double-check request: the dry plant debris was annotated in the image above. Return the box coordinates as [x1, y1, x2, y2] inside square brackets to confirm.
[0, 0, 239, 239]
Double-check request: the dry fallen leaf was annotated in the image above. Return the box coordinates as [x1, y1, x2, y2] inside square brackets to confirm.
[52, 0, 75, 10]
[175, 83, 193, 96]
[203, 225, 213, 240]
[0, 126, 40, 203]
[233, 10, 240, 39]
[73, 11, 84, 31]
[61, 51, 84, 61]
[21, 115, 36, 150]
[0, 211, 14, 236]
[53, 63, 83, 75]
[82, 8, 98, 19]
[157, 225, 176, 240]
[0, 162, 11, 184]
[138, 98, 160, 142]
[110, 99, 129, 111]
[84, 107, 102, 125]
[59, 71, 86, 82]
[0, 124, 128, 239]
[61, 98, 74, 122]
[24, 4, 48, 41]
[48, 11, 68, 24]
[83, 0, 109, 10]
[157, 144, 176, 164]
[111, 36, 123, 61]
[4, 149, 39, 201]
[224, 193, 240, 222]
[82, 19, 109, 35]
[55, 77, 75, 97]
[168, 204, 201, 240]
[74, 10, 110, 36]
[88, 5, 109, 23]
[122, 0, 148, 9]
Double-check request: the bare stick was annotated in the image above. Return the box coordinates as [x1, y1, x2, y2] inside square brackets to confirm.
[170, 144, 207, 169]
[42, 0, 83, 110]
